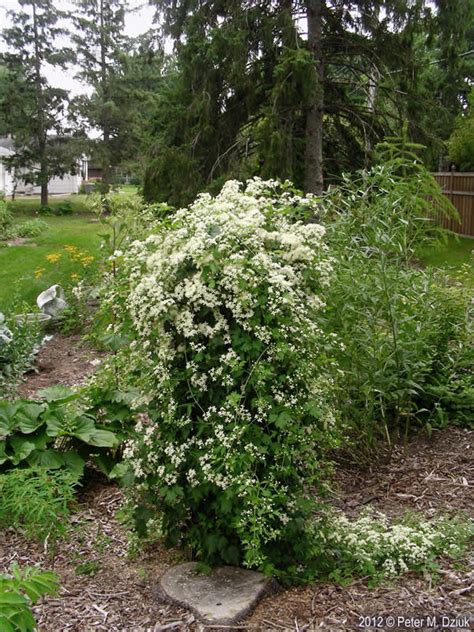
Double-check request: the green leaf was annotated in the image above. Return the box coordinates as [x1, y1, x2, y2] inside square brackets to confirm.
[37, 386, 78, 403]
[0, 402, 18, 439]
[27, 449, 64, 470]
[9, 436, 37, 464]
[15, 403, 45, 434]
[62, 451, 85, 478]
[83, 429, 118, 448]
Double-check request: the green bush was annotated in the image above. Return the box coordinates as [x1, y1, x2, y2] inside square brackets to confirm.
[0, 468, 77, 542]
[0, 199, 14, 240]
[13, 219, 48, 238]
[0, 564, 59, 632]
[321, 151, 471, 447]
[55, 201, 73, 215]
[106, 178, 340, 574]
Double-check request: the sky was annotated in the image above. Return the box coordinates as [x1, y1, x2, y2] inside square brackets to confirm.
[0, 0, 158, 95]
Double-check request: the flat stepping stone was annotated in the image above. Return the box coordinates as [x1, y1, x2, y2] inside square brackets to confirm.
[159, 562, 273, 624]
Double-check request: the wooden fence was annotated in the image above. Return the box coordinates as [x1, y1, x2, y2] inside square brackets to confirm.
[432, 172, 474, 237]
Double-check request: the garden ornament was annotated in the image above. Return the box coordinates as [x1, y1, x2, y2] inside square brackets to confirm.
[37, 284, 67, 318]
[0, 312, 13, 346]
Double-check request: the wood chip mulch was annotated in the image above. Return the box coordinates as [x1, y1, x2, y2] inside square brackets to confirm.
[1, 335, 472, 631]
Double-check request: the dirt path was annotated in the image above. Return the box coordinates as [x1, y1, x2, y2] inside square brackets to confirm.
[1, 335, 472, 631]
[17, 333, 105, 399]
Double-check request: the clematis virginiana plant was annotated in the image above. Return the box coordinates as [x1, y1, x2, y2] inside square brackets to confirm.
[105, 178, 342, 574]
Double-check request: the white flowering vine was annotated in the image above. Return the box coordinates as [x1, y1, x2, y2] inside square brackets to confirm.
[106, 178, 342, 571]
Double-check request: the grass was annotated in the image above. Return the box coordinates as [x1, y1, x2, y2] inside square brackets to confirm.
[7, 195, 90, 217]
[416, 234, 474, 286]
[0, 215, 103, 311]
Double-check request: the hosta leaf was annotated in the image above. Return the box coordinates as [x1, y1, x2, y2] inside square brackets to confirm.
[9, 436, 37, 465]
[0, 402, 18, 439]
[62, 451, 85, 478]
[15, 403, 45, 434]
[37, 386, 78, 403]
[83, 429, 118, 448]
[70, 415, 96, 442]
[45, 415, 65, 437]
[27, 449, 64, 470]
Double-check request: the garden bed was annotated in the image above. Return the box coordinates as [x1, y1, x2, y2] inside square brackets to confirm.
[1, 335, 472, 631]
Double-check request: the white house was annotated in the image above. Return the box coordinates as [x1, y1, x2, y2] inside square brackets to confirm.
[0, 137, 88, 197]
[0, 146, 15, 196]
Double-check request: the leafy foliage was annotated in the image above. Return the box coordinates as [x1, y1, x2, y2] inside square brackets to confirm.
[448, 88, 474, 171]
[0, 468, 77, 542]
[322, 149, 472, 447]
[0, 387, 121, 478]
[0, 564, 59, 632]
[0, 314, 41, 397]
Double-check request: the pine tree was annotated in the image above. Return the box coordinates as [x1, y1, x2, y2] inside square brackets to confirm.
[1, 0, 74, 205]
[71, 0, 130, 189]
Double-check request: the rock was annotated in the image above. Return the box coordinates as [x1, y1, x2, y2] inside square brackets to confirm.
[158, 562, 273, 624]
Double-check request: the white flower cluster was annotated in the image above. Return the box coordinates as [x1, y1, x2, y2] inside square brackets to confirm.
[321, 510, 467, 578]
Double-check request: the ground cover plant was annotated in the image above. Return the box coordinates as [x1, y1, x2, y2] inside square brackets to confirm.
[0, 386, 127, 479]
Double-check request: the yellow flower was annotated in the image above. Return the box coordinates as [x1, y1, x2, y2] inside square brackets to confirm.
[81, 255, 94, 267]
[70, 273, 80, 281]
[65, 245, 78, 254]
[46, 253, 62, 264]
[34, 268, 45, 279]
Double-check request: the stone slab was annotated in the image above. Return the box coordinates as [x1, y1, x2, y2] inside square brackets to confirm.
[158, 562, 273, 624]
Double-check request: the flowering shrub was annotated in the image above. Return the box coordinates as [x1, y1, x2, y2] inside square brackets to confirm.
[313, 509, 473, 585]
[108, 178, 341, 573]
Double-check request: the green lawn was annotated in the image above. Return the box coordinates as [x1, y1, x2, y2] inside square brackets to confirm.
[0, 216, 103, 312]
[416, 234, 474, 286]
[7, 195, 90, 217]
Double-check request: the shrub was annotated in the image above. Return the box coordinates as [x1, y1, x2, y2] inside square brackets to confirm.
[0, 468, 77, 542]
[108, 178, 341, 573]
[55, 201, 73, 215]
[37, 205, 54, 216]
[321, 155, 471, 446]
[0, 199, 14, 240]
[0, 564, 59, 632]
[14, 219, 48, 238]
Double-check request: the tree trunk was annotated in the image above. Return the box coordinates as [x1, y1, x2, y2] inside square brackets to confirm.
[100, 0, 111, 191]
[32, 0, 48, 206]
[304, 0, 324, 195]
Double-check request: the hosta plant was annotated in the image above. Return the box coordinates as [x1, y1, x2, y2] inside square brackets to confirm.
[107, 178, 342, 574]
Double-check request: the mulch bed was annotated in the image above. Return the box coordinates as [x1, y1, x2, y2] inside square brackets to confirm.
[1, 335, 472, 631]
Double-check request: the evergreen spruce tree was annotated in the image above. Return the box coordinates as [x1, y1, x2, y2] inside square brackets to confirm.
[71, 0, 131, 189]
